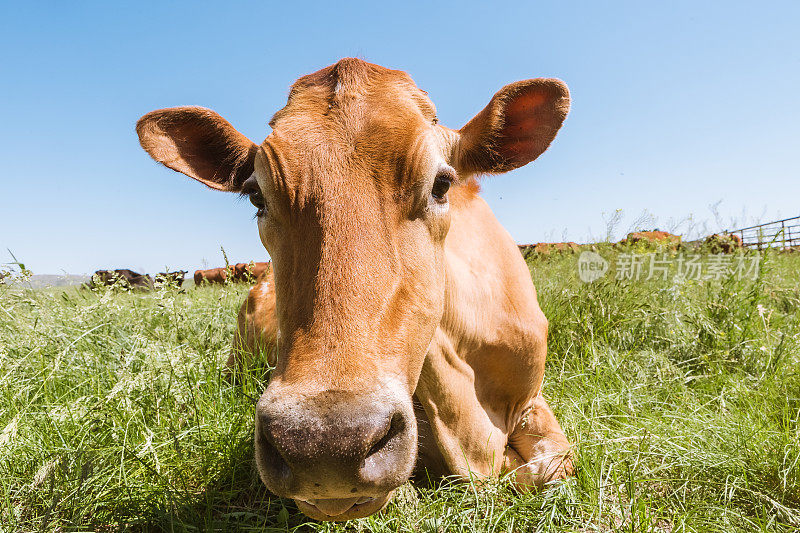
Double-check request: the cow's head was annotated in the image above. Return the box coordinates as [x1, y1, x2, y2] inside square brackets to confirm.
[137, 58, 568, 520]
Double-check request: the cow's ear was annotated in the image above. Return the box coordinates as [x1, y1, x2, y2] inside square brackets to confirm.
[455, 79, 569, 174]
[136, 106, 258, 192]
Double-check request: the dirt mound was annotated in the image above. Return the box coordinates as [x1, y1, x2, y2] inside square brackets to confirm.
[619, 231, 681, 248]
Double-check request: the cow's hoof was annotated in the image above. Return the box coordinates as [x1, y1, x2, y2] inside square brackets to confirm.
[548, 452, 574, 484]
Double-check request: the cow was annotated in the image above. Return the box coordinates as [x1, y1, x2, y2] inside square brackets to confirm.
[155, 270, 187, 287]
[193, 267, 227, 285]
[194, 262, 270, 286]
[137, 58, 573, 521]
[704, 233, 744, 254]
[233, 261, 271, 282]
[90, 269, 153, 290]
[519, 242, 581, 259]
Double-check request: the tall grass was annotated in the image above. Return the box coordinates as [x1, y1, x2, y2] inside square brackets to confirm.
[0, 250, 798, 531]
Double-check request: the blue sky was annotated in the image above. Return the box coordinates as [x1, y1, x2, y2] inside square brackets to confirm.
[1, 1, 798, 274]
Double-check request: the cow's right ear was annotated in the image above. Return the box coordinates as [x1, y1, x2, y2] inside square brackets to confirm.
[136, 106, 258, 192]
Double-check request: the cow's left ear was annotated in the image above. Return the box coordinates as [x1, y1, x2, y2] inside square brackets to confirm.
[455, 79, 570, 174]
[136, 106, 258, 192]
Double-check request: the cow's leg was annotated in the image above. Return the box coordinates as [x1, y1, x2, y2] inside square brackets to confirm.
[227, 275, 277, 372]
[414, 329, 509, 481]
[504, 393, 572, 490]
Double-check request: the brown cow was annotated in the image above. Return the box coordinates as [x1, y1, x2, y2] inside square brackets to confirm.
[194, 267, 227, 285]
[138, 58, 572, 521]
[245, 261, 270, 280]
[233, 261, 271, 282]
[519, 242, 580, 259]
[194, 262, 271, 285]
[232, 263, 248, 278]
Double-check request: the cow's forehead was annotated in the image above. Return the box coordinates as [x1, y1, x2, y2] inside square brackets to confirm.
[269, 58, 437, 135]
[260, 58, 442, 199]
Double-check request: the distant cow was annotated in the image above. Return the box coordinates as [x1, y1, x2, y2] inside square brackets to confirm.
[155, 270, 187, 287]
[519, 242, 580, 259]
[194, 262, 270, 285]
[233, 262, 270, 281]
[91, 269, 153, 290]
[704, 233, 743, 254]
[194, 267, 228, 285]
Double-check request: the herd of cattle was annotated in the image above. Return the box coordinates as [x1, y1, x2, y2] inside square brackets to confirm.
[88, 233, 748, 290]
[193, 261, 271, 285]
[89, 262, 271, 290]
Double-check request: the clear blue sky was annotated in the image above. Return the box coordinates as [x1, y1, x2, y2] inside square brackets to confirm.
[1, 1, 798, 275]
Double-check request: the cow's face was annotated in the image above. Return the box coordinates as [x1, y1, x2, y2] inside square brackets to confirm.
[137, 58, 568, 521]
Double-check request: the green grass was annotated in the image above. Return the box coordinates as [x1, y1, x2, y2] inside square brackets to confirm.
[1, 250, 798, 531]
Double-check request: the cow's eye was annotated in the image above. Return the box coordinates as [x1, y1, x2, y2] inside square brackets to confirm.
[249, 191, 266, 217]
[431, 172, 452, 202]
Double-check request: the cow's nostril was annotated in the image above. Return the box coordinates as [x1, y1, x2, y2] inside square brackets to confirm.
[258, 416, 292, 486]
[263, 436, 290, 469]
[360, 410, 409, 485]
[366, 411, 406, 459]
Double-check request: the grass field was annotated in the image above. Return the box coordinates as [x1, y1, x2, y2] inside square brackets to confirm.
[1, 248, 798, 532]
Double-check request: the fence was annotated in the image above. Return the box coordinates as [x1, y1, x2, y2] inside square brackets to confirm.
[726, 215, 800, 249]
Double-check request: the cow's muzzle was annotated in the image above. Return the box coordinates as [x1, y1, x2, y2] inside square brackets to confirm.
[254, 387, 416, 520]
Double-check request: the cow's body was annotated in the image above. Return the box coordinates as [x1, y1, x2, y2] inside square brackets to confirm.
[194, 267, 227, 285]
[138, 58, 572, 521]
[91, 269, 153, 290]
[194, 262, 271, 285]
[233, 262, 271, 281]
[155, 270, 187, 287]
